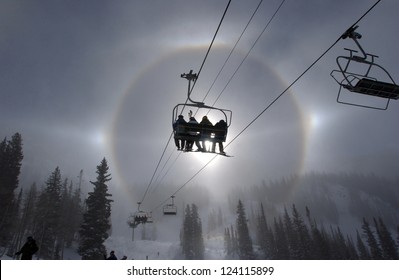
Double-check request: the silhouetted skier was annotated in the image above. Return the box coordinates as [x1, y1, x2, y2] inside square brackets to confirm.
[15, 236, 38, 260]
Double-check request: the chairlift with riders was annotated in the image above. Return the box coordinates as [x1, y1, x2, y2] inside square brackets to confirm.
[172, 70, 233, 155]
[127, 202, 153, 228]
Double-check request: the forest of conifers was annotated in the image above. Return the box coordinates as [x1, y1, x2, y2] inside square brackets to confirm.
[1, 132, 398, 259]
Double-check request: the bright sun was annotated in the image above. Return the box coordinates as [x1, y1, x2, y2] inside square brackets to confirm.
[191, 141, 221, 166]
[308, 112, 323, 130]
[91, 130, 106, 146]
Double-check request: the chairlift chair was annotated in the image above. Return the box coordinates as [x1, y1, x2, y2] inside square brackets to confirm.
[133, 211, 148, 223]
[163, 196, 177, 215]
[330, 26, 399, 110]
[146, 212, 154, 223]
[172, 103, 232, 143]
[172, 70, 233, 152]
[129, 202, 152, 227]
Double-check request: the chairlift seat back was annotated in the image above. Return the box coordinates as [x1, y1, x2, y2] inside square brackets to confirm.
[163, 205, 177, 215]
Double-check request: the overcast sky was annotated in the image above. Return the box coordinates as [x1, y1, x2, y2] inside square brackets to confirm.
[1, 0, 399, 220]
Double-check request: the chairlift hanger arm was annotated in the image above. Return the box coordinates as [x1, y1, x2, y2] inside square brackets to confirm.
[181, 70, 204, 106]
[341, 25, 368, 59]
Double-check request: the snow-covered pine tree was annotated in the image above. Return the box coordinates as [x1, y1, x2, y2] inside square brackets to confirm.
[235, 200, 254, 259]
[78, 158, 113, 260]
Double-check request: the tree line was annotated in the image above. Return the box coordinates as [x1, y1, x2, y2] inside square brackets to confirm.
[0, 133, 114, 259]
[223, 201, 399, 259]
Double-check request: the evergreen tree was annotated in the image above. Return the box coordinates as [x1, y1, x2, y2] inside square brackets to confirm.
[236, 200, 254, 259]
[191, 204, 204, 259]
[57, 178, 70, 258]
[78, 158, 113, 260]
[291, 204, 312, 259]
[182, 204, 193, 259]
[230, 224, 238, 257]
[345, 235, 359, 260]
[0, 133, 23, 246]
[273, 217, 290, 259]
[6, 188, 23, 256]
[330, 226, 350, 259]
[224, 227, 232, 256]
[181, 204, 204, 259]
[306, 206, 331, 259]
[265, 225, 277, 259]
[361, 218, 382, 259]
[34, 167, 63, 259]
[256, 203, 270, 259]
[374, 217, 398, 259]
[283, 207, 298, 259]
[356, 230, 371, 259]
[14, 183, 38, 254]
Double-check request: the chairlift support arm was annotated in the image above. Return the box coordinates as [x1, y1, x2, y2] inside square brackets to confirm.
[181, 70, 204, 106]
[341, 25, 367, 59]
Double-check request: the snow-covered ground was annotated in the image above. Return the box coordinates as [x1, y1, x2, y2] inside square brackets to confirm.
[1, 232, 227, 260]
[103, 234, 227, 260]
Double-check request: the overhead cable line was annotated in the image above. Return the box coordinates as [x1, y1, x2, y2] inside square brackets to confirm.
[153, 0, 269, 195]
[150, 0, 382, 212]
[181, 0, 232, 114]
[151, 0, 287, 212]
[151, 0, 285, 209]
[200, 0, 265, 106]
[225, 0, 381, 146]
[208, 0, 285, 111]
[138, 0, 232, 208]
[151, 152, 182, 194]
[161, 0, 267, 185]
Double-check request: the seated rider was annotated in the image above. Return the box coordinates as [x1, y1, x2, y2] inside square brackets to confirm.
[185, 111, 202, 151]
[211, 119, 227, 154]
[199, 116, 213, 151]
[173, 115, 187, 150]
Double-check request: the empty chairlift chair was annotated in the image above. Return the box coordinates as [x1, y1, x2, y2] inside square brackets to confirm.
[330, 26, 399, 110]
[163, 196, 177, 215]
